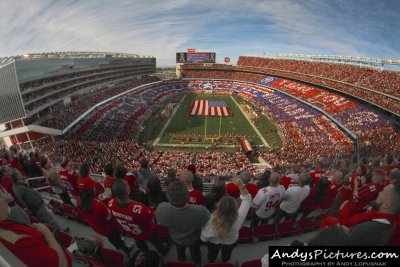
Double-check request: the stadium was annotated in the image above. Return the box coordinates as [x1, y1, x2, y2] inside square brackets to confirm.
[1, 2, 400, 267]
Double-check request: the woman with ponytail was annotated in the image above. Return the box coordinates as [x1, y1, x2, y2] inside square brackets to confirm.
[201, 176, 251, 263]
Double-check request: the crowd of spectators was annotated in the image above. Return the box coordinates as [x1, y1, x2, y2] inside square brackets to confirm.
[27, 76, 160, 129]
[1, 143, 400, 266]
[238, 56, 400, 98]
[182, 62, 400, 114]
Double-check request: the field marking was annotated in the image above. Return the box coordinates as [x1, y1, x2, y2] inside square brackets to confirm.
[230, 96, 271, 148]
[153, 95, 186, 146]
[156, 143, 236, 148]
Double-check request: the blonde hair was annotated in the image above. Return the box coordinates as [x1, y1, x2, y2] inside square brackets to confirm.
[211, 196, 238, 241]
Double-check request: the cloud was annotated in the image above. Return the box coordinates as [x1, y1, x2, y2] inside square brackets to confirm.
[0, 0, 398, 66]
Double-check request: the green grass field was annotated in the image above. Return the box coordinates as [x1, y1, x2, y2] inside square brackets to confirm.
[139, 93, 282, 151]
[160, 94, 260, 143]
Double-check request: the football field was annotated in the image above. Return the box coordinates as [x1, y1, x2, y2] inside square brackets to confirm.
[154, 94, 269, 147]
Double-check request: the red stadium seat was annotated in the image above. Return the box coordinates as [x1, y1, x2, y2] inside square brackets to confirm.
[254, 223, 278, 240]
[241, 259, 262, 267]
[155, 223, 171, 242]
[55, 231, 74, 249]
[277, 220, 300, 238]
[97, 247, 126, 267]
[297, 217, 316, 233]
[62, 204, 75, 220]
[165, 261, 196, 267]
[238, 226, 252, 243]
[48, 199, 63, 215]
[203, 263, 235, 267]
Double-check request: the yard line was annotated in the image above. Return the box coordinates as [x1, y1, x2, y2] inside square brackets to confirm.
[153, 95, 186, 146]
[230, 96, 270, 148]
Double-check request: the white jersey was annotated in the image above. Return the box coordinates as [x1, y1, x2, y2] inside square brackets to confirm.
[252, 185, 286, 219]
[280, 185, 310, 214]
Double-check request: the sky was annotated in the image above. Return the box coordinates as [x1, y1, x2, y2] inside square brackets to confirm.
[0, 0, 399, 66]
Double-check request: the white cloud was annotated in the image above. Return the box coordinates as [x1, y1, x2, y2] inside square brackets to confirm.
[0, 0, 398, 66]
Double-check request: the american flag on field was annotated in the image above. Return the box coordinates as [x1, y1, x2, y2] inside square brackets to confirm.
[188, 100, 232, 117]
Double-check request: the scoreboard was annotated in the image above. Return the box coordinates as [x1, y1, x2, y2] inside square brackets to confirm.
[176, 52, 216, 63]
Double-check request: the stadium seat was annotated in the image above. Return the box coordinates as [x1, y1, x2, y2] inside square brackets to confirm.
[96, 247, 126, 267]
[62, 204, 75, 220]
[238, 226, 252, 243]
[55, 231, 74, 249]
[241, 259, 262, 267]
[254, 223, 278, 240]
[315, 214, 328, 228]
[277, 220, 300, 238]
[297, 216, 316, 233]
[48, 199, 63, 215]
[165, 261, 196, 267]
[155, 224, 171, 242]
[203, 263, 235, 267]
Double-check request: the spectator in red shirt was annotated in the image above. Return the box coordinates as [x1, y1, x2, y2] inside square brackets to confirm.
[309, 160, 325, 185]
[78, 163, 104, 199]
[58, 159, 80, 200]
[339, 171, 384, 226]
[0, 192, 70, 267]
[109, 179, 168, 255]
[77, 178, 129, 254]
[319, 170, 343, 210]
[180, 169, 204, 205]
[102, 162, 115, 189]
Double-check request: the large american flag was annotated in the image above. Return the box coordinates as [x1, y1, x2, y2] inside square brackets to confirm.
[188, 100, 232, 116]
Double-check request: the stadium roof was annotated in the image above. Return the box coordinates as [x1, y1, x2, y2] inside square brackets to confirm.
[275, 53, 400, 68]
[8, 51, 154, 60]
[0, 57, 14, 67]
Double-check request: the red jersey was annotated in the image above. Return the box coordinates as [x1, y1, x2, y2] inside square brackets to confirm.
[9, 156, 25, 175]
[77, 199, 113, 236]
[353, 183, 383, 205]
[188, 189, 205, 205]
[103, 176, 116, 189]
[279, 175, 299, 190]
[309, 169, 324, 185]
[319, 182, 341, 209]
[339, 183, 383, 226]
[78, 177, 104, 198]
[348, 174, 364, 191]
[300, 187, 317, 211]
[59, 169, 80, 196]
[0, 221, 71, 267]
[108, 198, 155, 240]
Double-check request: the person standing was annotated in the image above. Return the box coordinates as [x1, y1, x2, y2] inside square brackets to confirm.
[201, 176, 251, 263]
[156, 181, 210, 265]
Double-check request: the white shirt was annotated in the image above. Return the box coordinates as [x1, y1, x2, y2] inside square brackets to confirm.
[253, 185, 285, 219]
[280, 185, 310, 214]
[200, 194, 251, 245]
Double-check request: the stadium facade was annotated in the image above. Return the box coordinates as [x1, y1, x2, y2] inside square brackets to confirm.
[0, 51, 156, 148]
